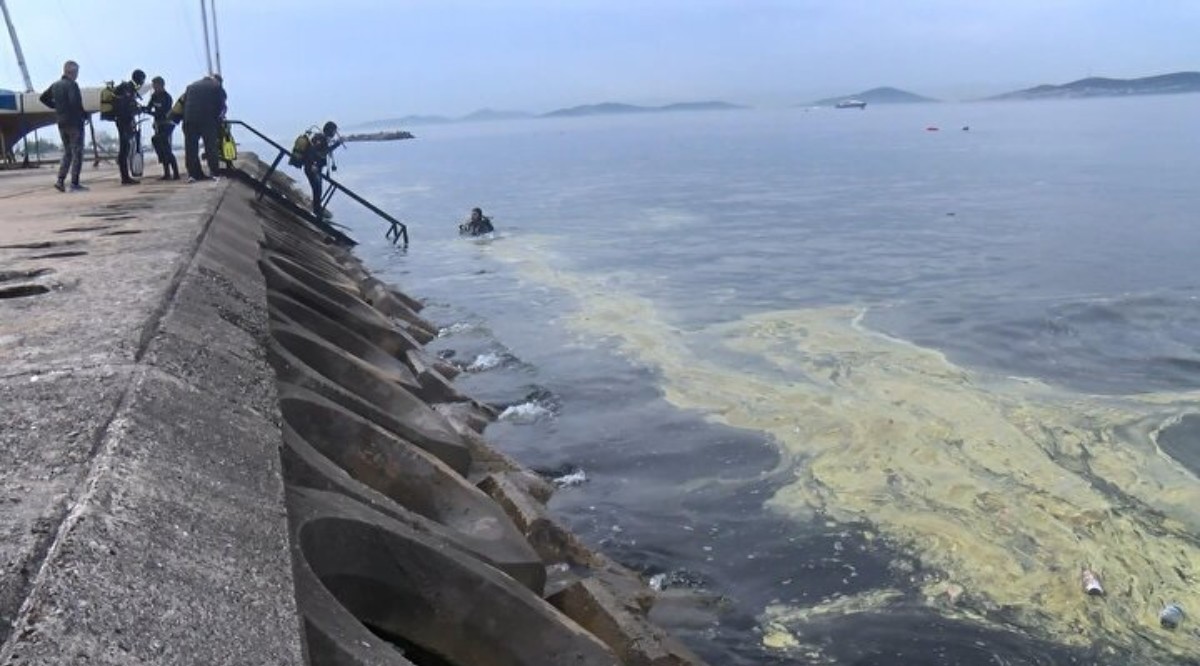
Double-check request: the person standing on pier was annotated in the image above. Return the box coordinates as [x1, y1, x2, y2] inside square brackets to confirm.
[182, 74, 226, 182]
[39, 60, 86, 193]
[111, 69, 146, 185]
[144, 76, 180, 180]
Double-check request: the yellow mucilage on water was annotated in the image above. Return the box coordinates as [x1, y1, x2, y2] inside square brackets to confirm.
[495, 235, 1200, 662]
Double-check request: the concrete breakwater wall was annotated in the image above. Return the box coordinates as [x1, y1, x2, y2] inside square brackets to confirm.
[0, 159, 706, 665]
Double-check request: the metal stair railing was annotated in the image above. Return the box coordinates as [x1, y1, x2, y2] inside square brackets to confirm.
[223, 119, 409, 246]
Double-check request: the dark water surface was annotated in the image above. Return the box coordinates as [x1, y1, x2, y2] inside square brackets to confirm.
[330, 96, 1200, 665]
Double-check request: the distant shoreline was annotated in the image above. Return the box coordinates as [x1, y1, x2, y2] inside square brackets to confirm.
[346, 70, 1200, 129]
[343, 130, 415, 143]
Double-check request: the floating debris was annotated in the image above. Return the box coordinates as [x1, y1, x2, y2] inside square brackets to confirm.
[1160, 603, 1184, 630]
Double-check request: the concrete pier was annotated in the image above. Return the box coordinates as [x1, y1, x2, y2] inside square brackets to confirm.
[0, 160, 706, 665]
[0, 166, 303, 664]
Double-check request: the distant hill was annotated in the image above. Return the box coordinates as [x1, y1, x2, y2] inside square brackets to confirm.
[459, 108, 533, 122]
[542, 100, 743, 118]
[988, 72, 1200, 101]
[811, 87, 938, 107]
[354, 100, 742, 129]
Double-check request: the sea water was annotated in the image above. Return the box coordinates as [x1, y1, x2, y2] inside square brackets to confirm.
[333, 95, 1200, 665]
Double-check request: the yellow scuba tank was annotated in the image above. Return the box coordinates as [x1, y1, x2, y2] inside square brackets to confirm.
[289, 133, 311, 167]
[169, 95, 184, 122]
[221, 123, 237, 162]
[99, 82, 116, 121]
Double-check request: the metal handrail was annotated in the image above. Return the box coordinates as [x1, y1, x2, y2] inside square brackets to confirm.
[223, 119, 409, 246]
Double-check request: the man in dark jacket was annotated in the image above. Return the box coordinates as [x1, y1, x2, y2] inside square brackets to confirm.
[182, 74, 226, 182]
[144, 76, 179, 180]
[112, 69, 146, 185]
[39, 60, 86, 192]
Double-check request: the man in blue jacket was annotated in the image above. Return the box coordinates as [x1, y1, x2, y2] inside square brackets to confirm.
[39, 60, 86, 192]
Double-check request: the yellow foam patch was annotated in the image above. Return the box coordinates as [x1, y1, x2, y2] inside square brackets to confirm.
[493, 237, 1200, 660]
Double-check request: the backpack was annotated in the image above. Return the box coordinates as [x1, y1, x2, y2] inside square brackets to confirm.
[289, 133, 311, 168]
[99, 82, 116, 121]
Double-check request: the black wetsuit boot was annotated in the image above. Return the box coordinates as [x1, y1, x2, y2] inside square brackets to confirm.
[117, 122, 137, 184]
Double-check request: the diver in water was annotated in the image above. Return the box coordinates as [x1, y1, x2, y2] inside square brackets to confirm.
[458, 207, 495, 236]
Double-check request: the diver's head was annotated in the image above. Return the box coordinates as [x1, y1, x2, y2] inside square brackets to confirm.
[131, 69, 146, 86]
[151, 76, 165, 92]
[323, 121, 339, 137]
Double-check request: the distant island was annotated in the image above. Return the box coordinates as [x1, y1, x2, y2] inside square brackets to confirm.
[541, 100, 743, 118]
[343, 130, 415, 143]
[352, 100, 743, 130]
[811, 87, 939, 107]
[988, 71, 1200, 101]
[460, 108, 534, 122]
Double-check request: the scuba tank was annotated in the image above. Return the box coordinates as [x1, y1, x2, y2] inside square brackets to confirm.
[289, 132, 311, 167]
[221, 122, 238, 162]
[168, 94, 185, 123]
[99, 82, 116, 121]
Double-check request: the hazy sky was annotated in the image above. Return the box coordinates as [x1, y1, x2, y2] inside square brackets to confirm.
[2, 0, 1197, 131]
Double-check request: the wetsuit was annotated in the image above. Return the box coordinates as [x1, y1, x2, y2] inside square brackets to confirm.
[146, 90, 179, 179]
[182, 77, 226, 180]
[460, 215, 494, 236]
[112, 80, 141, 183]
[300, 132, 341, 218]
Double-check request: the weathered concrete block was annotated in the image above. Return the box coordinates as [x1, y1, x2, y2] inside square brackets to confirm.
[267, 324, 471, 474]
[267, 289, 422, 360]
[278, 386, 545, 592]
[288, 487, 619, 666]
[260, 254, 432, 351]
[360, 276, 424, 313]
[268, 305, 421, 392]
[406, 351, 471, 404]
[548, 578, 707, 666]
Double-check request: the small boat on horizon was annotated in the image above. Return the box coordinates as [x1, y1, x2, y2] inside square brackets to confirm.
[836, 99, 868, 109]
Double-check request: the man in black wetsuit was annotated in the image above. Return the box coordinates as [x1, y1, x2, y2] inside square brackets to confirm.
[298, 121, 343, 218]
[459, 207, 495, 236]
[144, 76, 179, 180]
[112, 68, 146, 185]
[182, 74, 226, 182]
[39, 60, 86, 192]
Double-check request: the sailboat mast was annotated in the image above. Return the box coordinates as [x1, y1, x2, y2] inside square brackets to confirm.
[199, 0, 214, 75]
[0, 0, 34, 92]
[210, 0, 222, 76]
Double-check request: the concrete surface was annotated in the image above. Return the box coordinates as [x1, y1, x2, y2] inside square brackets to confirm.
[0, 164, 304, 664]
